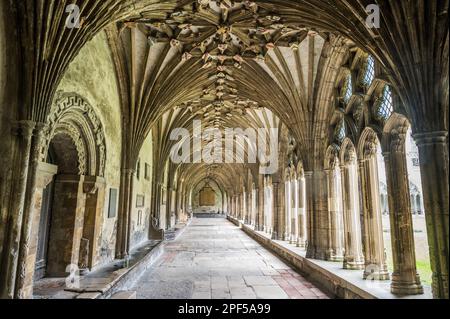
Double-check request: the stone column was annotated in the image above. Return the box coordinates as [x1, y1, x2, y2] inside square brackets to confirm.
[271, 182, 279, 239]
[15, 123, 46, 298]
[305, 170, 330, 260]
[257, 187, 264, 231]
[15, 162, 57, 299]
[0, 121, 35, 299]
[305, 171, 314, 257]
[325, 168, 345, 262]
[167, 187, 174, 229]
[297, 176, 307, 247]
[116, 168, 135, 259]
[232, 195, 236, 217]
[237, 194, 242, 220]
[291, 180, 299, 244]
[263, 185, 269, 233]
[278, 182, 286, 240]
[414, 131, 448, 299]
[340, 158, 365, 269]
[46, 175, 86, 277]
[82, 176, 106, 270]
[383, 129, 423, 295]
[222, 193, 226, 214]
[245, 191, 251, 224]
[284, 180, 291, 241]
[359, 155, 389, 280]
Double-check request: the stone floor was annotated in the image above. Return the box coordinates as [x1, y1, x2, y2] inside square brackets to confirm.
[133, 217, 329, 299]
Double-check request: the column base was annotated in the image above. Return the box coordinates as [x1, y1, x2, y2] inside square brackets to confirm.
[306, 246, 329, 260]
[363, 268, 390, 281]
[328, 249, 344, 262]
[391, 276, 423, 295]
[328, 255, 344, 262]
[432, 273, 449, 299]
[271, 232, 279, 240]
[296, 237, 306, 248]
[343, 258, 365, 270]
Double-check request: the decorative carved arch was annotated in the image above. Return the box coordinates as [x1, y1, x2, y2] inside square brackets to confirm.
[40, 92, 107, 177]
[324, 144, 341, 170]
[283, 167, 291, 182]
[381, 113, 411, 154]
[296, 161, 305, 179]
[340, 137, 358, 166]
[357, 127, 382, 160]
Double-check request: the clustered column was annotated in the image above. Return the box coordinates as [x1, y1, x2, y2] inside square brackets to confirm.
[383, 128, 423, 295]
[414, 131, 448, 299]
[340, 150, 365, 270]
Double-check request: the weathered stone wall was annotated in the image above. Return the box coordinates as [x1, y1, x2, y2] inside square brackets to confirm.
[56, 30, 122, 267]
[0, 1, 19, 268]
[130, 135, 153, 249]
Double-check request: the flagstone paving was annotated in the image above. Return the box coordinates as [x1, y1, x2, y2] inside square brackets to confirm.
[133, 217, 330, 299]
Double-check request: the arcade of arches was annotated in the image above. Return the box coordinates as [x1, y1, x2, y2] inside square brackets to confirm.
[0, 1, 448, 299]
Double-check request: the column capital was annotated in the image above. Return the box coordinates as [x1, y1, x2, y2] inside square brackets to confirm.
[14, 120, 36, 138]
[83, 176, 106, 194]
[413, 131, 448, 146]
[121, 168, 136, 176]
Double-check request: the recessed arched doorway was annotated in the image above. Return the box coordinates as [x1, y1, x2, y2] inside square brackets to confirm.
[35, 133, 85, 279]
[30, 93, 107, 291]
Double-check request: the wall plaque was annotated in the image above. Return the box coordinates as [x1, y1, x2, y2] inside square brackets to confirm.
[108, 188, 118, 218]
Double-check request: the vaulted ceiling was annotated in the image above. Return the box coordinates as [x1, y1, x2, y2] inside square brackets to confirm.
[9, 0, 448, 191]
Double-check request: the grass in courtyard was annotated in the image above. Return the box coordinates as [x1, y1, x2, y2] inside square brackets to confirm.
[385, 259, 432, 286]
[416, 260, 432, 286]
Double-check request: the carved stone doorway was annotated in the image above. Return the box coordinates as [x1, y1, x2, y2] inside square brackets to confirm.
[36, 133, 85, 278]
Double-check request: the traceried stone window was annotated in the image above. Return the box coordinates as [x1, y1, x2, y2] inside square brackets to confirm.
[374, 85, 393, 121]
[362, 55, 375, 86]
[342, 74, 353, 104]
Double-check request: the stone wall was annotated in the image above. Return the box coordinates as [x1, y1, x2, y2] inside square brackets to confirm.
[130, 136, 153, 249]
[0, 0, 19, 269]
[56, 30, 122, 267]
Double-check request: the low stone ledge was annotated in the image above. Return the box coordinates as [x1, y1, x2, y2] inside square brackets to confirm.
[41, 240, 166, 299]
[227, 216, 432, 299]
[110, 291, 137, 299]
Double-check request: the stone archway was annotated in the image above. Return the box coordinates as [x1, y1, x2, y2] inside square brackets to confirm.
[22, 93, 107, 298]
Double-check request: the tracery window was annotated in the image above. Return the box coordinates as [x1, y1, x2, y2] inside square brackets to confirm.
[362, 55, 375, 86]
[334, 120, 346, 143]
[342, 74, 353, 104]
[374, 85, 393, 121]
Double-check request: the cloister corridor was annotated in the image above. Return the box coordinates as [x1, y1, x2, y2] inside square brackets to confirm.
[133, 216, 328, 299]
[0, 1, 447, 305]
